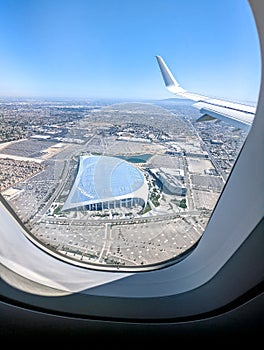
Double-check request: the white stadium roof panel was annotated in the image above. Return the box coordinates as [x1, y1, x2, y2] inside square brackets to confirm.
[62, 155, 148, 211]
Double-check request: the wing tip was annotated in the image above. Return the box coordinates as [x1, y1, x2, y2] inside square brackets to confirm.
[155, 55, 183, 91]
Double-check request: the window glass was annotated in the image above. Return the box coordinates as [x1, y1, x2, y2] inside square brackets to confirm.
[0, 0, 260, 270]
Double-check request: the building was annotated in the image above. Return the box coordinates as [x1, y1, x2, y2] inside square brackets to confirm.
[62, 155, 148, 211]
[149, 167, 187, 196]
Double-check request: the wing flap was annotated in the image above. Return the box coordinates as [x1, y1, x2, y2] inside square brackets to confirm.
[194, 102, 254, 131]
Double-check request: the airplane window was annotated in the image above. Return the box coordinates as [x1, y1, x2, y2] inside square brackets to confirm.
[0, 0, 260, 271]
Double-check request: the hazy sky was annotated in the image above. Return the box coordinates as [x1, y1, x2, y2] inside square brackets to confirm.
[0, 0, 261, 102]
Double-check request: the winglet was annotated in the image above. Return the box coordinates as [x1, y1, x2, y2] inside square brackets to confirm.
[156, 55, 186, 94]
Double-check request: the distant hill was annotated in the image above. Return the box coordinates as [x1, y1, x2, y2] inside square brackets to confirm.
[157, 98, 193, 104]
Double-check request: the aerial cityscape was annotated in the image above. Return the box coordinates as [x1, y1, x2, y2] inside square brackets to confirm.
[0, 97, 248, 270]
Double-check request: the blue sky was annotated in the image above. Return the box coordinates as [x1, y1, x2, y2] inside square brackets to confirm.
[0, 0, 261, 102]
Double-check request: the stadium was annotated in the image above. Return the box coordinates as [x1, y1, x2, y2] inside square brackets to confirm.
[62, 155, 148, 211]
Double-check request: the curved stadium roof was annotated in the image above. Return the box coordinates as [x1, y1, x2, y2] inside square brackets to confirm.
[62, 155, 148, 211]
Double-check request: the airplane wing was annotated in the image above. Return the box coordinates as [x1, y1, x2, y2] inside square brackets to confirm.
[156, 55, 256, 132]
